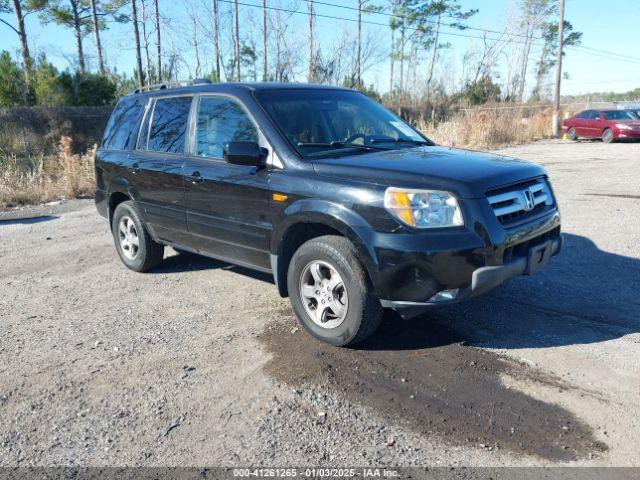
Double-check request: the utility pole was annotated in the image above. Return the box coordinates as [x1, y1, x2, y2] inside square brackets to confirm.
[552, 0, 565, 138]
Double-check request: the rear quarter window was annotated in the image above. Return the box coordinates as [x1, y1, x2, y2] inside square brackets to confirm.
[101, 96, 144, 150]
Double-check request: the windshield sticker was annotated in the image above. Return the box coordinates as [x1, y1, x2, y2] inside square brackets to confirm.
[390, 121, 418, 138]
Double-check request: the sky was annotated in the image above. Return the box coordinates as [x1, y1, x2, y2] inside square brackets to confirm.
[1, 0, 640, 97]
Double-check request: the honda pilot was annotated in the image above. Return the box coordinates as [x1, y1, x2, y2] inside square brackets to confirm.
[95, 82, 562, 346]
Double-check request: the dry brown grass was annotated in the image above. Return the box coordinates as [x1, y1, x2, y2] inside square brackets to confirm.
[416, 107, 554, 149]
[0, 136, 96, 209]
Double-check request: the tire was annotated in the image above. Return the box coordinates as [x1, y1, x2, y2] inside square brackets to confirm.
[567, 127, 577, 141]
[602, 128, 614, 143]
[111, 200, 164, 272]
[287, 235, 383, 347]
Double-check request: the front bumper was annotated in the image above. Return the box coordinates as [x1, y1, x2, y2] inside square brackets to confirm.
[368, 201, 562, 312]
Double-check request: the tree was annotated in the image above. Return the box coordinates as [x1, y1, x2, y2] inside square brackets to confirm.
[307, 0, 315, 82]
[153, 0, 160, 81]
[459, 75, 501, 105]
[57, 70, 115, 104]
[130, 0, 144, 87]
[39, 0, 125, 74]
[233, 0, 240, 81]
[88, 0, 104, 74]
[515, 0, 555, 101]
[406, 0, 477, 99]
[354, 0, 381, 88]
[262, 0, 267, 81]
[140, 0, 152, 82]
[32, 53, 68, 105]
[0, 50, 25, 106]
[211, 0, 219, 81]
[0, 0, 43, 101]
[532, 20, 581, 100]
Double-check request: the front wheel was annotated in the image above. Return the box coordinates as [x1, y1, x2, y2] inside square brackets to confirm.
[112, 201, 164, 272]
[602, 128, 614, 143]
[287, 235, 383, 347]
[567, 127, 577, 141]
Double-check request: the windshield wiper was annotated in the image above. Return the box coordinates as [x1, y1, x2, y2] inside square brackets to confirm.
[370, 137, 432, 146]
[297, 141, 389, 151]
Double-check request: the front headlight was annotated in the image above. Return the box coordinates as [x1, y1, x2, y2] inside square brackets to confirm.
[616, 123, 632, 130]
[384, 188, 464, 228]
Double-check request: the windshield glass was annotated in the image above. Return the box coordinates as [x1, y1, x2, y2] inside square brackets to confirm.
[255, 89, 431, 158]
[602, 110, 637, 120]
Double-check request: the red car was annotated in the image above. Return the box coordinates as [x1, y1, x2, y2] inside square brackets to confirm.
[562, 109, 640, 143]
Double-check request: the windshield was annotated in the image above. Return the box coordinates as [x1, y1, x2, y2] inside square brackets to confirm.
[255, 89, 432, 158]
[602, 110, 637, 120]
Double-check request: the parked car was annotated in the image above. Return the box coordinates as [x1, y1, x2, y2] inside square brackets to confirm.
[562, 109, 640, 143]
[96, 82, 562, 346]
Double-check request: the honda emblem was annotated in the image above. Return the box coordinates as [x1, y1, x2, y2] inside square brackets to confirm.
[521, 188, 535, 211]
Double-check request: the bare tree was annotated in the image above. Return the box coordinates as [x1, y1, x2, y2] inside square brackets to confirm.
[307, 0, 314, 82]
[140, 0, 152, 82]
[210, 0, 220, 81]
[270, 3, 297, 82]
[262, 0, 267, 81]
[233, 0, 240, 80]
[131, 0, 144, 86]
[153, 0, 161, 81]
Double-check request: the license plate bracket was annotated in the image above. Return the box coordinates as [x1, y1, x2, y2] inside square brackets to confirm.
[525, 240, 552, 275]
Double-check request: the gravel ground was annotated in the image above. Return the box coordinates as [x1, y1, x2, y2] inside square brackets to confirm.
[0, 139, 639, 467]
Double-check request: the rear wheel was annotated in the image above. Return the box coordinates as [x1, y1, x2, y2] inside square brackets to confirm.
[602, 128, 614, 143]
[112, 201, 164, 272]
[567, 127, 577, 141]
[287, 235, 382, 347]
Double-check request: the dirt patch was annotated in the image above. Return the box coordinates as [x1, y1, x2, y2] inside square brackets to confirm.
[260, 313, 607, 462]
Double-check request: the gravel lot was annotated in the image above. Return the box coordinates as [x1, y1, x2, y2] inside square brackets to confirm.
[1, 140, 639, 467]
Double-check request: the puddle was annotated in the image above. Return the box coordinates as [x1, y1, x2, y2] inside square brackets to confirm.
[260, 312, 607, 462]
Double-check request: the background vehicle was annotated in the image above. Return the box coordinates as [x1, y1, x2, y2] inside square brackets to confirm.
[562, 109, 640, 142]
[96, 82, 561, 347]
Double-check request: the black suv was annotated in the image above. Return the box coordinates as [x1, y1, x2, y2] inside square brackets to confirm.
[96, 82, 562, 346]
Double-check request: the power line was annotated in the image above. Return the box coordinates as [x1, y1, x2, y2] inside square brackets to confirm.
[304, 0, 640, 64]
[218, 0, 640, 66]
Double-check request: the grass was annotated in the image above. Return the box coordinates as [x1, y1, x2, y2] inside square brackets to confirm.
[0, 136, 96, 209]
[416, 107, 554, 149]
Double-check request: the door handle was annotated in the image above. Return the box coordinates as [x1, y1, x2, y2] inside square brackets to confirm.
[187, 170, 203, 184]
[129, 163, 140, 174]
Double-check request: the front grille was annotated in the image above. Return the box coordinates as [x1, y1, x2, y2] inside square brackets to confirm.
[486, 177, 553, 224]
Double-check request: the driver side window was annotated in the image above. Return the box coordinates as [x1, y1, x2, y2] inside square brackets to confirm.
[195, 96, 259, 159]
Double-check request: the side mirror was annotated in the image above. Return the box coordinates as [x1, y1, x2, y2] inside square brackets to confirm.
[223, 141, 264, 166]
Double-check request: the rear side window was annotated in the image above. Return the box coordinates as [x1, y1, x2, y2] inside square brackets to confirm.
[102, 97, 144, 150]
[195, 96, 258, 158]
[138, 96, 192, 154]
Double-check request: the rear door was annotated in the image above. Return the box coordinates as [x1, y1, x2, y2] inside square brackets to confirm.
[587, 111, 604, 137]
[182, 94, 272, 270]
[573, 110, 590, 136]
[129, 95, 192, 244]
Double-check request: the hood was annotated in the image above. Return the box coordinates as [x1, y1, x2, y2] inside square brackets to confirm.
[311, 146, 546, 198]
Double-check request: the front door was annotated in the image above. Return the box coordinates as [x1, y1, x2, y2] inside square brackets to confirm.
[129, 95, 193, 244]
[183, 94, 272, 270]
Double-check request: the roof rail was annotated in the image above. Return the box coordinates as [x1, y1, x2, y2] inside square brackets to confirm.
[130, 78, 212, 94]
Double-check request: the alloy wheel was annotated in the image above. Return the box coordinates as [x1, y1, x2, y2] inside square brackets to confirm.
[118, 216, 139, 260]
[299, 260, 348, 329]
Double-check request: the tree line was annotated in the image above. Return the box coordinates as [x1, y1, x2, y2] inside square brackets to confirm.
[0, 0, 581, 108]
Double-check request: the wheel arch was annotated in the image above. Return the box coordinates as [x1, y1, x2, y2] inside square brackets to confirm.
[108, 191, 132, 225]
[270, 200, 380, 298]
